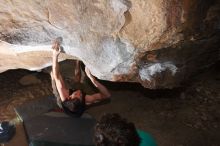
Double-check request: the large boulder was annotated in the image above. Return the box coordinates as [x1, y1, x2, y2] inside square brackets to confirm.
[0, 0, 219, 88]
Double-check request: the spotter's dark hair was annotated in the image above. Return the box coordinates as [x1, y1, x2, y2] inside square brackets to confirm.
[94, 113, 140, 146]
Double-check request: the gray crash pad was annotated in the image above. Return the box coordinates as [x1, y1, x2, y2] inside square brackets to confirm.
[24, 113, 96, 146]
[14, 96, 58, 121]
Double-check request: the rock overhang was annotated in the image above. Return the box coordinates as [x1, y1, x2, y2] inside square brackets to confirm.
[0, 0, 219, 88]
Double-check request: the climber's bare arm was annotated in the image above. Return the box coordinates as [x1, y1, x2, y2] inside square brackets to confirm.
[52, 40, 69, 101]
[74, 60, 81, 83]
[84, 67, 111, 105]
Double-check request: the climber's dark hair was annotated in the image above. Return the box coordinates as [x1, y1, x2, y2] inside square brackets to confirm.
[61, 89, 86, 117]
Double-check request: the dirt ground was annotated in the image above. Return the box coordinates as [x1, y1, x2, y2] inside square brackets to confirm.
[0, 61, 219, 146]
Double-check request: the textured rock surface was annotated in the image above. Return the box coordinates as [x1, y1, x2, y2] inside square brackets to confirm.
[0, 0, 219, 88]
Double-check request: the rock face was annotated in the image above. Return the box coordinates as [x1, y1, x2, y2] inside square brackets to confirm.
[0, 0, 219, 88]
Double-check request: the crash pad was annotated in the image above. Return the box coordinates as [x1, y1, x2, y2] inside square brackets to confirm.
[14, 96, 57, 121]
[24, 113, 96, 146]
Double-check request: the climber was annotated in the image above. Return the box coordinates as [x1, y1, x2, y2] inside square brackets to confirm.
[50, 38, 111, 117]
